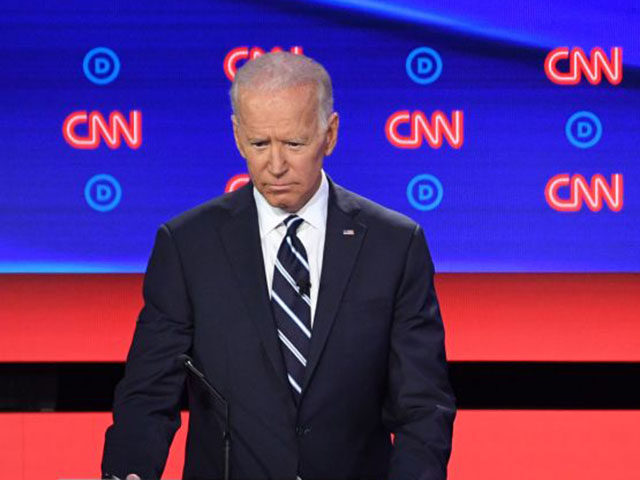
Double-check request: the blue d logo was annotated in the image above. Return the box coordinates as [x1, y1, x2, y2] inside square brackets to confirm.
[566, 111, 602, 149]
[83, 47, 120, 85]
[407, 174, 444, 211]
[85, 174, 122, 212]
[406, 47, 443, 85]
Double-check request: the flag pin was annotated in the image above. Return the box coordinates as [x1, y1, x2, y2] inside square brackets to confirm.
[342, 229, 355, 236]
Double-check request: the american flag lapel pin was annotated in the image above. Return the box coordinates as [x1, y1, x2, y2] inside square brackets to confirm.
[342, 229, 355, 236]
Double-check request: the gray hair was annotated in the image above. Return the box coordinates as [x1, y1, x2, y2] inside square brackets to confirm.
[230, 51, 334, 129]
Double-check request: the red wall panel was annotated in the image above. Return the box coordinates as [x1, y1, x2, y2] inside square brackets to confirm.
[1, 273, 639, 362]
[1, 274, 142, 362]
[0, 412, 187, 480]
[1, 411, 639, 480]
[437, 273, 640, 361]
[449, 410, 640, 480]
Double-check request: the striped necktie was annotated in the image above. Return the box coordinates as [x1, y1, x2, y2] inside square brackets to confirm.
[271, 214, 312, 403]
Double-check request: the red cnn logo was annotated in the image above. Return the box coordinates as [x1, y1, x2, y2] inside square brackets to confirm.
[544, 47, 622, 85]
[385, 110, 463, 149]
[223, 46, 304, 81]
[63, 110, 142, 149]
[545, 174, 623, 212]
[225, 173, 250, 193]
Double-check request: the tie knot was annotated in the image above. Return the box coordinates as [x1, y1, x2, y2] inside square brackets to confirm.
[284, 214, 304, 236]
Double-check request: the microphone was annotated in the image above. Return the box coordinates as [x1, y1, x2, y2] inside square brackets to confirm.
[296, 277, 311, 297]
[177, 354, 230, 480]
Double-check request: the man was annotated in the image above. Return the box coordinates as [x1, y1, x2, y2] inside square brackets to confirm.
[102, 52, 456, 480]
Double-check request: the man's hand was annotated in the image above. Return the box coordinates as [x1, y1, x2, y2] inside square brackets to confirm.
[126, 475, 141, 480]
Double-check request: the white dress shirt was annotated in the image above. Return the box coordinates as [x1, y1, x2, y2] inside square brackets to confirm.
[253, 170, 328, 326]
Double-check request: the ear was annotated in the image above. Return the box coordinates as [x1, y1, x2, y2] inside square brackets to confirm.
[231, 114, 246, 159]
[323, 112, 339, 156]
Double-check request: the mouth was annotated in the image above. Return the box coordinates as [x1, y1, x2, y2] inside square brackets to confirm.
[268, 183, 294, 191]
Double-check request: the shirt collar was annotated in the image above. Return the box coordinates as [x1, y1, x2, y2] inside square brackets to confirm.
[253, 169, 329, 238]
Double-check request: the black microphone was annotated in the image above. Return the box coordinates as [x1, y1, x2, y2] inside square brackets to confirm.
[177, 354, 230, 480]
[296, 277, 311, 297]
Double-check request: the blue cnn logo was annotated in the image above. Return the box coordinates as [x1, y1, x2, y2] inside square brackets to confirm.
[406, 174, 443, 211]
[406, 47, 442, 85]
[83, 47, 120, 85]
[565, 111, 602, 149]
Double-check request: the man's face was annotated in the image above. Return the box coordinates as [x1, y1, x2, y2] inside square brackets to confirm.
[232, 84, 339, 213]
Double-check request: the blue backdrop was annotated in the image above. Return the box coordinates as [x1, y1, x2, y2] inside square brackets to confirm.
[1, 0, 638, 272]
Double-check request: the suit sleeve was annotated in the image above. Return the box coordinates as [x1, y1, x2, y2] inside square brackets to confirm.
[102, 224, 193, 480]
[383, 224, 457, 480]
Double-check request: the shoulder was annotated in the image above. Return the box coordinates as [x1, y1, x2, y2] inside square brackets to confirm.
[331, 181, 420, 235]
[162, 183, 252, 236]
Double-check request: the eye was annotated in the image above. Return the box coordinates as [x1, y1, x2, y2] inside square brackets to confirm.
[250, 141, 268, 149]
[286, 141, 304, 149]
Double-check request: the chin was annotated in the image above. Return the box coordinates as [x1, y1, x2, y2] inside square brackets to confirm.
[277, 202, 298, 213]
[265, 195, 294, 212]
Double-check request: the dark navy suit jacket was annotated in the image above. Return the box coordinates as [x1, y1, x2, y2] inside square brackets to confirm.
[102, 177, 456, 480]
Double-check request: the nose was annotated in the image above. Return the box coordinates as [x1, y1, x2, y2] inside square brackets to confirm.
[267, 143, 288, 177]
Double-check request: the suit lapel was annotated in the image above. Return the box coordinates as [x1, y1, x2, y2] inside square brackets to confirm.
[301, 179, 367, 395]
[217, 179, 367, 406]
[218, 185, 290, 396]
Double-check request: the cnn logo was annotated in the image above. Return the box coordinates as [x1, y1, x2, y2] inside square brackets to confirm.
[225, 173, 250, 193]
[544, 47, 622, 85]
[385, 110, 463, 149]
[545, 174, 623, 212]
[224, 46, 303, 81]
[63, 110, 142, 149]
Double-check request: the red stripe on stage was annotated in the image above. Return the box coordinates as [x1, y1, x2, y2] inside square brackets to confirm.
[0, 412, 187, 480]
[0, 274, 142, 362]
[0, 273, 638, 362]
[449, 410, 640, 480]
[436, 273, 640, 361]
[1, 411, 639, 480]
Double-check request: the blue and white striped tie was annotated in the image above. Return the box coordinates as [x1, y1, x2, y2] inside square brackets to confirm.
[271, 214, 312, 403]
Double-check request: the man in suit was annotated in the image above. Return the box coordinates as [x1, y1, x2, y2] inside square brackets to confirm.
[102, 52, 456, 480]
